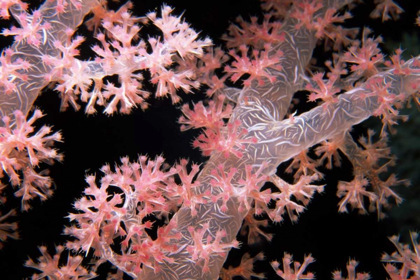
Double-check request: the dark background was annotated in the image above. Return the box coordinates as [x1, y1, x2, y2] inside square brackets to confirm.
[0, 0, 419, 279]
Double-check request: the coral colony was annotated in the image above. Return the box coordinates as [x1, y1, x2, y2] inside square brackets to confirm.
[0, 0, 419, 279]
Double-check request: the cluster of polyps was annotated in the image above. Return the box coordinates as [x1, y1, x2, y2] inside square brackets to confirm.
[0, 0, 419, 279]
